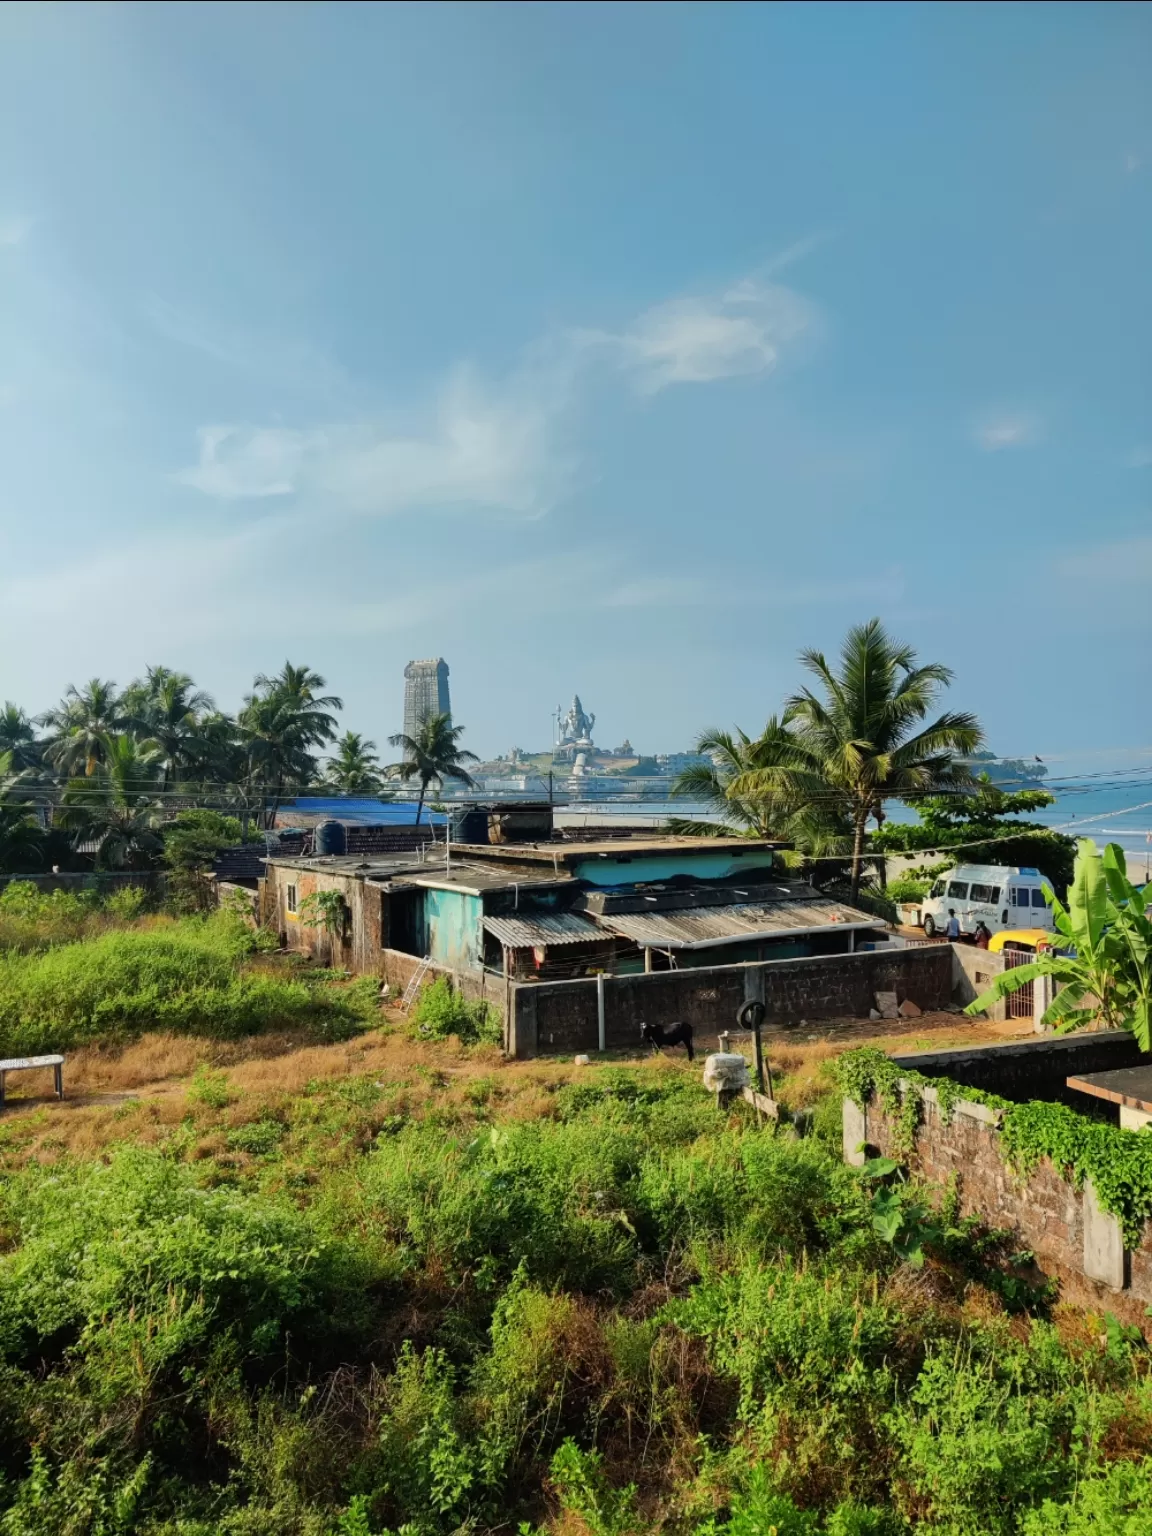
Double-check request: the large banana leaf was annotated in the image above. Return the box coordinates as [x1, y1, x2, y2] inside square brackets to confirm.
[1067, 837, 1107, 955]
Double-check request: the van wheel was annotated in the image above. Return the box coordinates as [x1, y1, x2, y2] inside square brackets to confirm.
[922, 914, 936, 938]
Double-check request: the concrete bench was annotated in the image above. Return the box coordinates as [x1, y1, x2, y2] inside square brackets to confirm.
[0, 1055, 64, 1106]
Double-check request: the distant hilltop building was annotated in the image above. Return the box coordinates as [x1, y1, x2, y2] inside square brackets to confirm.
[403, 658, 450, 739]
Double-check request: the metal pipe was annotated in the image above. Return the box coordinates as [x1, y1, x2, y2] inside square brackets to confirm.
[596, 972, 606, 1052]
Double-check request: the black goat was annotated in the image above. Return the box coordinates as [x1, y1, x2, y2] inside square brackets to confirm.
[640, 1020, 695, 1062]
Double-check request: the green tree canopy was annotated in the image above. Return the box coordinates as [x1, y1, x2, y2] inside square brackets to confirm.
[871, 775, 1075, 895]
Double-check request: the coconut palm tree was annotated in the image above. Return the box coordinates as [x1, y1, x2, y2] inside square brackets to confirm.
[322, 732, 383, 795]
[0, 704, 41, 772]
[238, 663, 343, 825]
[0, 750, 46, 872]
[57, 734, 165, 869]
[387, 712, 479, 825]
[121, 667, 215, 789]
[732, 619, 983, 901]
[40, 679, 123, 777]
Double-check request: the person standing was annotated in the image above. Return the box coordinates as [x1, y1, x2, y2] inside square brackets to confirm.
[946, 909, 961, 941]
[973, 920, 991, 949]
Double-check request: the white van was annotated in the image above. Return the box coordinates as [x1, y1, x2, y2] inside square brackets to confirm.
[919, 863, 1054, 939]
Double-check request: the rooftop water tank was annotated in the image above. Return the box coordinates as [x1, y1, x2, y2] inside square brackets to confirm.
[314, 820, 347, 856]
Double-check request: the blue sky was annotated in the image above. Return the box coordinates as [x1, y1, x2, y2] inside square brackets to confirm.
[0, 2, 1148, 763]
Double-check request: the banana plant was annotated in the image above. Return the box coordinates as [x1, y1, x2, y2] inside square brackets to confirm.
[966, 840, 1152, 1051]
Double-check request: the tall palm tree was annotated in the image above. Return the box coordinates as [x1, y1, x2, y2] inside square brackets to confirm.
[238, 663, 343, 825]
[387, 712, 478, 825]
[323, 731, 383, 795]
[121, 667, 214, 789]
[40, 679, 123, 777]
[0, 704, 41, 772]
[57, 734, 165, 869]
[732, 619, 983, 901]
[0, 750, 46, 873]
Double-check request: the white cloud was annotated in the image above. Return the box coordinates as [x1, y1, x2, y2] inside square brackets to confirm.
[1126, 153, 1141, 174]
[579, 278, 818, 394]
[975, 413, 1042, 451]
[1127, 445, 1152, 469]
[176, 364, 574, 517]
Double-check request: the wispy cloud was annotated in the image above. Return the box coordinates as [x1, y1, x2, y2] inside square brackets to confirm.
[176, 364, 575, 518]
[975, 413, 1042, 452]
[582, 278, 818, 394]
[1127, 445, 1152, 469]
[176, 266, 820, 518]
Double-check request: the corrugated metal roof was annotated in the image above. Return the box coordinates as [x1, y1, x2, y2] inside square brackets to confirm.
[596, 899, 881, 950]
[483, 912, 606, 948]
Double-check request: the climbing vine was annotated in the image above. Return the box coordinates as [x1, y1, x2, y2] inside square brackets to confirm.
[831, 1047, 1010, 1157]
[834, 1047, 1152, 1249]
[1000, 1101, 1152, 1249]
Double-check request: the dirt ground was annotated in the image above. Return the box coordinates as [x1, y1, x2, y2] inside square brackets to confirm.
[0, 1006, 1035, 1163]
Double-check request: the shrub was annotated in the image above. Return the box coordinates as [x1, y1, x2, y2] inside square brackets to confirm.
[1017, 1456, 1152, 1534]
[0, 1148, 375, 1401]
[885, 876, 929, 905]
[885, 1344, 1075, 1531]
[409, 975, 501, 1046]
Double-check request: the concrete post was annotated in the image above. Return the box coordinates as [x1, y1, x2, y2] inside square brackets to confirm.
[596, 973, 606, 1053]
[842, 1098, 867, 1166]
[1033, 972, 1055, 1034]
[1082, 1179, 1125, 1290]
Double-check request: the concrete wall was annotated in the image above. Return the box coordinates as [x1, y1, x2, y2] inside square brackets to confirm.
[950, 943, 1008, 1021]
[510, 942, 955, 1057]
[852, 1084, 1152, 1336]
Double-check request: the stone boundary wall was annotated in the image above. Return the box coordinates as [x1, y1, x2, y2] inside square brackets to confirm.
[512, 943, 955, 1057]
[845, 1085, 1152, 1334]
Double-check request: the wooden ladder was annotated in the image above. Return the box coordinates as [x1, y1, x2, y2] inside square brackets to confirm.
[399, 956, 434, 1013]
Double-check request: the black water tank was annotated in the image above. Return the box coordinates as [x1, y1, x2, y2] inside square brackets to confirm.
[314, 820, 347, 856]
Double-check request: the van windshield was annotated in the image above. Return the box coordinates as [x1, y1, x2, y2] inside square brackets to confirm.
[931, 880, 946, 898]
[947, 881, 969, 900]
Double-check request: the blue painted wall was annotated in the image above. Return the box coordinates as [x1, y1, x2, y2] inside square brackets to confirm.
[571, 850, 779, 888]
[423, 887, 484, 969]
